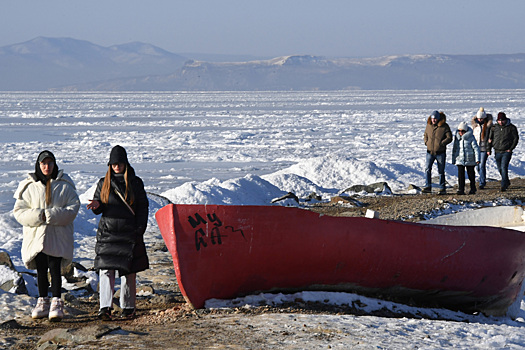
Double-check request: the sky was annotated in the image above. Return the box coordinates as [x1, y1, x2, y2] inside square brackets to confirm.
[2, 1, 525, 59]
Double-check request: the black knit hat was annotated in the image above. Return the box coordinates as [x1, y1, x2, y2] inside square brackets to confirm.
[108, 145, 128, 165]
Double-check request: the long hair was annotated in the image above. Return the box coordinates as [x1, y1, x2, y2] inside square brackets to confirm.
[45, 182, 52, 206]
[100, 165, 135, 205]
[34, 151, 59, 207]
[480, 114, 492, 141]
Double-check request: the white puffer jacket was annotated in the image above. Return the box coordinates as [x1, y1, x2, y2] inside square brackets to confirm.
[13, 170, 80, 270]
[451, 127, 480, 167]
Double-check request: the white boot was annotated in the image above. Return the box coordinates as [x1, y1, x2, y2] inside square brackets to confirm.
[31, 297, 50, 319]
[48, 297, 64, 322]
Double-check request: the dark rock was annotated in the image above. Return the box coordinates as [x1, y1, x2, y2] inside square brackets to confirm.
[0, 252, 28, 295]
[343, 182, 392, 194]
[329, 196, 364, 207]
[0, 251, 15, 269]
[63, 262, 89, 283]
[38, 328, 74, 346]
[343, 184, 368, 193]
[0, 319, 26, 330]
[271, 192, 299, 204]
[37, 341, 59, 350]
[407, 184, 421, 191]
[305, 192, 322, 202]
[0, 276, 28, 295]
[151, 241, 168, 252]
[78, 324, 122, 340]
[38, 325, 122, 346]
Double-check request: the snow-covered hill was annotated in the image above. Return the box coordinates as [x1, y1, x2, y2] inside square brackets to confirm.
[2, 37, 525, 91]
[71, 53, 525, 91]
[0, 37, 187, 90]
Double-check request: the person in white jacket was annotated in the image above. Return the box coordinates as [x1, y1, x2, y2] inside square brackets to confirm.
[452, 122, 480, 195]
[13, 150, 80, 321]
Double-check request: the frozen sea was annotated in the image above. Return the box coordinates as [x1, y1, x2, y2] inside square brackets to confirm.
[1, 90, 525, 348]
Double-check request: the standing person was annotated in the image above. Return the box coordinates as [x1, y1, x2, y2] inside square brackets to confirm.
[471, 107, 493, 189]
[423, 110, 453, 194]
[489, 112, 519, 192]
[87, 145, 149, 320]
[13, 150, 80, 321]
[452, 122, 480, 195]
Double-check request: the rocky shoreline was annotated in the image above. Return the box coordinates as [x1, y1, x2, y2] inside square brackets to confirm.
[1, 178, 525, 349]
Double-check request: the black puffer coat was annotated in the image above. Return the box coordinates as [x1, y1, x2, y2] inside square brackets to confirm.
[91, 165, 149, 275]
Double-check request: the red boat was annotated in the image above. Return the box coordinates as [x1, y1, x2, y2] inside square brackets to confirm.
[155, 204, 525, 317]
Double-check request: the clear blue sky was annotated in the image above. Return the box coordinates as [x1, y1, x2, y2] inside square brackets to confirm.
[2, 0, 525, 57]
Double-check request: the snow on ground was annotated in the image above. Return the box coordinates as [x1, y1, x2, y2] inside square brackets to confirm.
[1, 90, 525, 348]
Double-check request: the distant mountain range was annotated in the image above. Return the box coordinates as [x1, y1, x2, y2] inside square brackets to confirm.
[2, 37, 525, 91]
[0, 37, 187, 90]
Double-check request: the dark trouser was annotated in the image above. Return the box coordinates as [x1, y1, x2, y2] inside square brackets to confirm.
[457, 165, 476, 193]
[495, 151, 512, 190]
[35, 252, 62, 298]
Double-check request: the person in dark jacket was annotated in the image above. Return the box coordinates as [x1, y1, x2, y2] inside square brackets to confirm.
[488, 112, 519, 192]
[423, 110, 453, 194]
[87, 145, 149, 320]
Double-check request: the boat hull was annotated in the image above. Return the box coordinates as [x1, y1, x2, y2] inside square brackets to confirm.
[155, 204, 525, 316]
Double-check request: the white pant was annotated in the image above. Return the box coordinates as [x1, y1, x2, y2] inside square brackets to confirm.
[99, 269, 136, 309]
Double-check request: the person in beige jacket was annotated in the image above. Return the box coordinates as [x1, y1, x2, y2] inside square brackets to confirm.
[13, 150, 80, 321]
[423, 111, 452, 194]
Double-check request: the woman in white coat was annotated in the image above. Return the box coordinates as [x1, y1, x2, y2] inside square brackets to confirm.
[452, 122, 480, 195]
[13, 150, 80, 321]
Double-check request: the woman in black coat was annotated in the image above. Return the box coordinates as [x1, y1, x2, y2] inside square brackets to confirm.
[87, 145, 149, 320]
